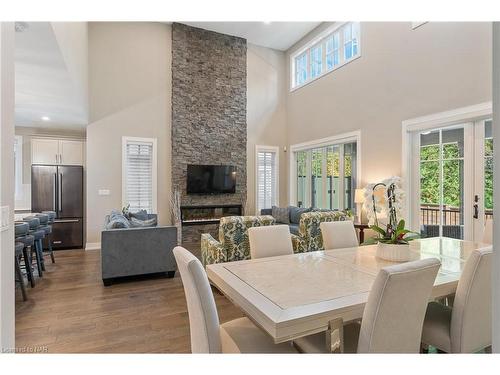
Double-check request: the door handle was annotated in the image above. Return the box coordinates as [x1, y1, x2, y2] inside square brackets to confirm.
[53, 173, 57, 211]
[473, 194, 479, 219]
[473, 204, 479, 219]
[58, 173, 63, 213]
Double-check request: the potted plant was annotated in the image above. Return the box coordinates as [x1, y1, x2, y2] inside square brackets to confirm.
[363, 178, 419, 261]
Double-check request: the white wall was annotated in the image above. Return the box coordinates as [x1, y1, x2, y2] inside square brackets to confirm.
[0, 22, 15, 351]
[86, 22, 172, 247]
[286, 22, 492, 188]
[247, 43, 288, 214]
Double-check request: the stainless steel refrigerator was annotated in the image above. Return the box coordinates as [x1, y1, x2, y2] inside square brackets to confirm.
[31, 165, 83, 249]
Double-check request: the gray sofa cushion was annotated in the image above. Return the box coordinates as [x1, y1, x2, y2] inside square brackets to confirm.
[260, 208, 273, 216]
[272, 206, 290, 224]
[289, 206, 312, 224]
[289, 224, 300, 236]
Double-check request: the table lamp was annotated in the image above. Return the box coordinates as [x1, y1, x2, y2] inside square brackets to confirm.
[354, 188, 365, 223]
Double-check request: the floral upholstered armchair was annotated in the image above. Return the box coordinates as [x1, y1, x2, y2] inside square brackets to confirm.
[201, 215, 276, 267]
[291, 211, 349, 253]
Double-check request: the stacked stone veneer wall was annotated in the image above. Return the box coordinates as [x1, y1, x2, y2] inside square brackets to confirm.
[171, 23, 247, 247]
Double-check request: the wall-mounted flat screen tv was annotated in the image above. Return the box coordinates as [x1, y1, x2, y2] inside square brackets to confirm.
[186, 164, 237, 194]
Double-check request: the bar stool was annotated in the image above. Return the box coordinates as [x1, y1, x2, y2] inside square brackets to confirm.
[15, 242, 28, 301]
[15, 222, 36, 287]
[35, 213, 55, 263]
[22, 216, 46, 275]
[42, 211, 56, 262]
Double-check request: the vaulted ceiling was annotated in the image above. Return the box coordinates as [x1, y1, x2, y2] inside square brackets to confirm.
[15, 22, 88, 130]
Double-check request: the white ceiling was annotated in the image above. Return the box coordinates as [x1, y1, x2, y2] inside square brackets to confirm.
[15, 22, 88, 130]
[182, 22, 321, 51]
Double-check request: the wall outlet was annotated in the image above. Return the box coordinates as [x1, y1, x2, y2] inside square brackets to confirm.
[0, 206, 10, 232]
[98, 189, 110, 196]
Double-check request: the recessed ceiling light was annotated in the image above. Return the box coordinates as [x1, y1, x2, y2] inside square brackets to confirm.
[41, 116, 50, 122]
[263, 21, 272, 25]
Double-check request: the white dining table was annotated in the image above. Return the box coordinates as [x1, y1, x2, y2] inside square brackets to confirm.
[206, 237, 490, 346]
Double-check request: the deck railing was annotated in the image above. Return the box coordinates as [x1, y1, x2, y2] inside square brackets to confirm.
[420, 205, 493, 226]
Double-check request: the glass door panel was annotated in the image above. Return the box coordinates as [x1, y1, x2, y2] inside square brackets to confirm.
[326, 145, 340, 210]
[296, 150, 307, 207]
[311, 148, 324, 208]
[484, 120, 493, 223]
[344, 142, 357, 211]
[420, 130, 441, 238]
[442, 128, 464, 239]
[419, 127, 465, 239]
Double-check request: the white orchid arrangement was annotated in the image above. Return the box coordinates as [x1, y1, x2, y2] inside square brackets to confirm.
[362, 176, 405, 226]
[362, 176, 418, 245]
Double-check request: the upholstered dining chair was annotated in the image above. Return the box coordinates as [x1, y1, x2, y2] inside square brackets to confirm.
[248, 225, 294, 259]
[421, 247, 492, 353]
[320, 221, 359, 250]
[173, 246, 298, 353]
[293, 258, 441, 353]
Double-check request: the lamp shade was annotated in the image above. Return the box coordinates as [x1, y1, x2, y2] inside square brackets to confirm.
[354, 188, 365, 204]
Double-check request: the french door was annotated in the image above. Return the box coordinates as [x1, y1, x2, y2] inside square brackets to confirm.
[293, 141, 357, 211]
[409, 119, 492, 241]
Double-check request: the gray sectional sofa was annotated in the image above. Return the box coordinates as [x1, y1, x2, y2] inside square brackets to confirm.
[260, 206, 314, 235]
[101, 213, 177, 286]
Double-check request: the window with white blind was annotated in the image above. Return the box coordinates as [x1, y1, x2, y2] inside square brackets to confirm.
[122, 137, 157, 213]
[255, 145, 279, 212]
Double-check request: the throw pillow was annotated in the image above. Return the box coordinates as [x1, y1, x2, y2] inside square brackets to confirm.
[105, 210, 131, 229]
[272, 206, 290, 224]
[129, 209, 148, 221]
[289, 206, 312, 224]
[129, 217, 157, 228]
[105, 216, 131, 230]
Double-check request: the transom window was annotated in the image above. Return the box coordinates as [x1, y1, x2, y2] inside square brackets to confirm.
[291, 22, 361, 90]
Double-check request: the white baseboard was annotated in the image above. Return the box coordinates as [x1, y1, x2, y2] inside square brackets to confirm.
[85, 242, 101, 251]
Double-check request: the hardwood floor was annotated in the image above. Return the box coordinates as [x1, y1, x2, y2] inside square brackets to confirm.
[15, 249, 243, 353]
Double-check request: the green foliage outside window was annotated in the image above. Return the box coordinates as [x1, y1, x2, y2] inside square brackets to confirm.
[485, 138, 493, 210]
[420, 144, 462, 207]
[420, 140, 493, 210]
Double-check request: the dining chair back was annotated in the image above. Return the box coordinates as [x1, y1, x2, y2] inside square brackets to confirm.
[248, 225, 294, 259]
[320, 221, 359, 250]
[450, 247, 492, 353]
[173, 246, 221, 353]
[357, 258, 441, 353]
